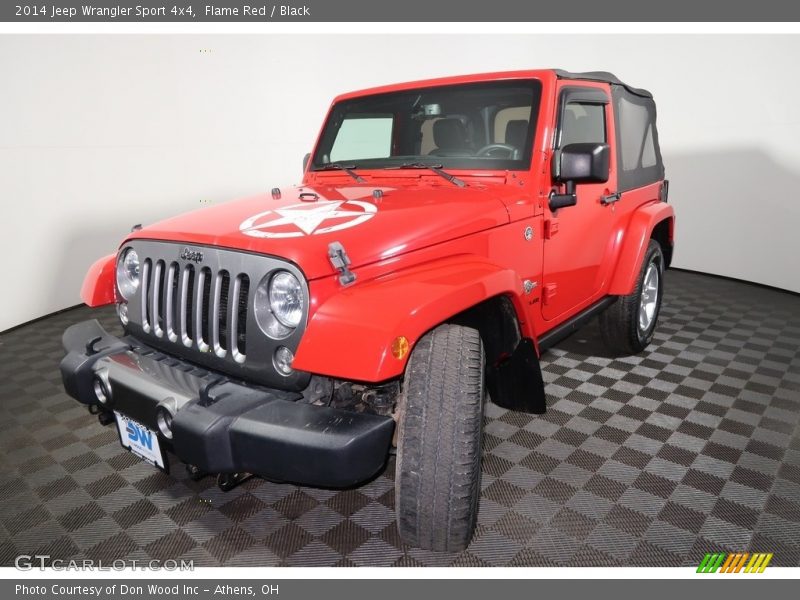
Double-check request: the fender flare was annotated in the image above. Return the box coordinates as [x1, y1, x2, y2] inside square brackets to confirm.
[81, 254, 116, 307]
[607, 202, 675, 296]
[292, 256, 523, 382]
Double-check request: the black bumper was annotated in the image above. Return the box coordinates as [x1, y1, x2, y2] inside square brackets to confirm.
[60, 319, 395, 488]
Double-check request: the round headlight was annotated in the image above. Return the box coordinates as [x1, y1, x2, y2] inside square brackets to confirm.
[116, 248, 140, 300]
[269, 271, 304, 328]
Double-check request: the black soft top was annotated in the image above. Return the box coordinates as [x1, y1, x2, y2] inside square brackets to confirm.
[553, 69, 653, 98]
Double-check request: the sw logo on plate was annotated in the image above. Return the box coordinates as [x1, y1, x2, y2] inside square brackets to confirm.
[126, 422, 154, 450]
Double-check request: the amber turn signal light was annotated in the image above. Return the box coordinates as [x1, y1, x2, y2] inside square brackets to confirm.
[391, 336, 410, 360]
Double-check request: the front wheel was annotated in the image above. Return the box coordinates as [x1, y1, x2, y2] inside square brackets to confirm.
[395, 323, 485, 552]
[599, 239, 665, 355]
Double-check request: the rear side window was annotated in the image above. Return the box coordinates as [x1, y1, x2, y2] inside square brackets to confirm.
[641, 126, 657, 168]
[617, 99, 651, 170]
[613, 86, 664, 190]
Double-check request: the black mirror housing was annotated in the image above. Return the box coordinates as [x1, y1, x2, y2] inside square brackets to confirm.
[549, 143, 610, 212]
[558, 142, 610, 184]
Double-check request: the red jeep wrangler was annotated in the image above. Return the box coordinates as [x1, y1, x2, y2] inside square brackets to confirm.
[61, 69, 674, 552]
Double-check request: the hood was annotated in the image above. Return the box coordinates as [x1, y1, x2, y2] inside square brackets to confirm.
[127, 182, 512, 280]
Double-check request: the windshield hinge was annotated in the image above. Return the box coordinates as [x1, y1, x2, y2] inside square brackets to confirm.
[328, 241, 356, 286]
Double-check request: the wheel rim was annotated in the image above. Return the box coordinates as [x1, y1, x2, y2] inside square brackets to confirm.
[638, 261, 660, 334]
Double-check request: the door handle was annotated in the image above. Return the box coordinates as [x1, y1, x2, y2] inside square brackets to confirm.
[600, 192, 621, 205]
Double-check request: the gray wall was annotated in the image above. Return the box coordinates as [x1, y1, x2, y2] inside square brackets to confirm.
[1, 34, 799, 331]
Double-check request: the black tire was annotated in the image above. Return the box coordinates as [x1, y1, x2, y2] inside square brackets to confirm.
[395, 323, 485, 552]
[599, 239, 665, 355]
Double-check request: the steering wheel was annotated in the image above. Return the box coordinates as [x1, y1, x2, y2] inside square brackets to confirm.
[476, 143, 518, 158]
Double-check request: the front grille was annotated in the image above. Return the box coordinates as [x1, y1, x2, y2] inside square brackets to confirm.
[140, 261, 249, 364]
[121, 240, 309, 390]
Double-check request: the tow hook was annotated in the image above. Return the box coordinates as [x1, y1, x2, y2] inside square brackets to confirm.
[217, 472, 252, 492]
[185, 464, 207, 482]
[96, 409, 115, 426]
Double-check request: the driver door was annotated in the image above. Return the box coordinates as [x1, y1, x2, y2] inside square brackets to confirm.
[541, 83, 617, 322]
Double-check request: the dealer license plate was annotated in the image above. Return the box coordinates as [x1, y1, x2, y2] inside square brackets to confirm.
[114, 412, 168, 471]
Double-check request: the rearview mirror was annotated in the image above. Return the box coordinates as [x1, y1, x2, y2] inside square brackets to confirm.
[303, 153, 311, 172]
[412, 103, 442, 120]
[550, 143, 610, 211]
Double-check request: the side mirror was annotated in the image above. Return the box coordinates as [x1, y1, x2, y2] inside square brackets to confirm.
[302, 153, 311, 173]
[549, 143, 610, 211]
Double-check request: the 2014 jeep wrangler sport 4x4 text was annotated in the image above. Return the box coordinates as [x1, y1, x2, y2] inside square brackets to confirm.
[61, 69, 674, 552]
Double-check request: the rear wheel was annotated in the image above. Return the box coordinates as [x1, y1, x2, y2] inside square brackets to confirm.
[599, 239, 665, 355]
[395, 323, 485, 552]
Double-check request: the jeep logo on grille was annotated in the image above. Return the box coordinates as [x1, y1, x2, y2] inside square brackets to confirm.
[180, 247, 204, 263]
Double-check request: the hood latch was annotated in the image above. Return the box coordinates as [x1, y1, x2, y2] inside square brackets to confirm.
[328, 241, 357, 286]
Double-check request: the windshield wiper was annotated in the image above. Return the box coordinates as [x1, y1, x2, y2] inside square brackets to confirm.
[390, 162, 467, 187]
[315, 162, 366, 183]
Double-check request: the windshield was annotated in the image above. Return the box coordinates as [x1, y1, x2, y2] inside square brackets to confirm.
[312, 79, 542, 172]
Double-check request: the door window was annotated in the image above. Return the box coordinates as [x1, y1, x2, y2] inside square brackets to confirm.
[559, 103, 606, 146]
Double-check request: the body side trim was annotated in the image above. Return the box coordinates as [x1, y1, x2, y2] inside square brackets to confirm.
[537, 296, 616, 352]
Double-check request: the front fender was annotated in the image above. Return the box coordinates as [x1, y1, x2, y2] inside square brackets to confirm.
[292, 256, 522, 382]
[608, 202, 675, 296]
[81, 254, 116, 307]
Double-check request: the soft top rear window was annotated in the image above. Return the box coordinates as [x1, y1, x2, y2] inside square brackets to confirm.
[313, 80, 543, 172]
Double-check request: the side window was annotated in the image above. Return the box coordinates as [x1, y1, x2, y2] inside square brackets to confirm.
[641, 124, 657, 168]
[617, 98, 651, 170]
[329, 116, 393, 162]
[560, 103, 606, 147]
[612, 86, 664, 191]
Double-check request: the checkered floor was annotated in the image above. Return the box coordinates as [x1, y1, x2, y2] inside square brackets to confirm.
[1, 270, 799, 567]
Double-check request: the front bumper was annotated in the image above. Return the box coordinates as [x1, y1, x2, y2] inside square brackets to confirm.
[60, 319, 395, 488]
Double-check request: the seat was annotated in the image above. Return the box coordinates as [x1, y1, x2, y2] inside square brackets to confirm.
[504, 120, 529, 156]
[429, 118, 473, 157]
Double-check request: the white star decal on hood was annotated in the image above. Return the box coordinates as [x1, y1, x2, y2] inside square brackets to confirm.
[239, 200, 377, 239]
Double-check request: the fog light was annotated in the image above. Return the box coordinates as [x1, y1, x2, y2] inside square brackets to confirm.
[93, 375, 111, 405]
[273, 346, 294, 376]
[117, 302, 129, 326]
[156, 407, 174, 440]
